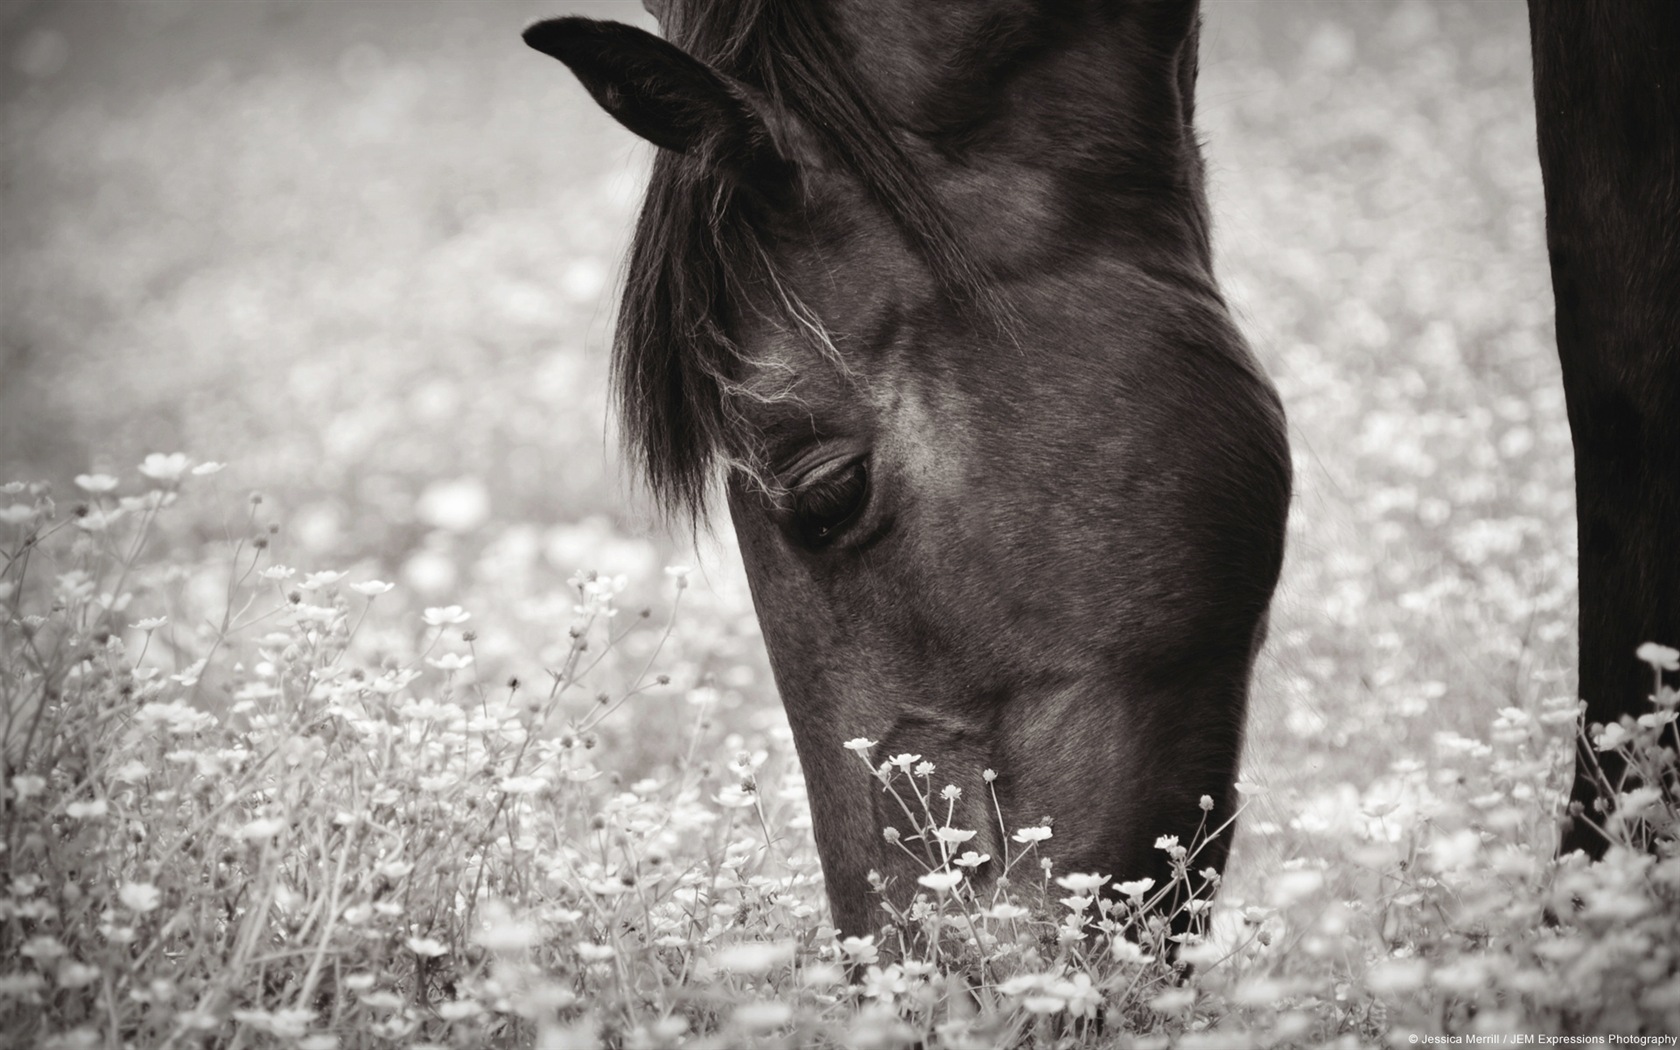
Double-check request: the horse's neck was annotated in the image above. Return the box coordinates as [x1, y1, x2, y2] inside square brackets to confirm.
[834, 5, 1216, 280]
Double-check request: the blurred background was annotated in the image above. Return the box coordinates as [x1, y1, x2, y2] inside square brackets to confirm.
[2, 0, 658, 561]
[0, 0, 1572, 872]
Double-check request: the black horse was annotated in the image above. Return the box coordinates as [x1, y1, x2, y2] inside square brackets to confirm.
[524, 1, 1679, 934]
[1528, 0, 1680, 855]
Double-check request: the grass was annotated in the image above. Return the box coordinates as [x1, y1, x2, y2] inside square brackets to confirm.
[2, 1, 1678, 1046]
[1, 468, 1678, 1048]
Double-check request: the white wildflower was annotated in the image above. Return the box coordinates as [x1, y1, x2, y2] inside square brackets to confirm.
[56, 963, 100, 989]
[11, 775, 47, 801]
[137, 453, 192, 482]
[1055, 872, 1109, 893]
[406, 936, 448, 957]
[236, 817, 286, 841]
[710, 940, 796, 974]
[118, 882, 161, 914]
[422, 605, 471, 627]
[1636, 641, 1680, 671]
[1594, 721, 1632, 752]
[732, 1001, 793, 1032]
[1116, 878, 1155, 899]
[75, 473, 119, 493]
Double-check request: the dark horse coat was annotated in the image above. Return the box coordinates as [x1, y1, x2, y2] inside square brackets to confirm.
[1528, 0, 1680, 856]
[526, 1, 1679, 934]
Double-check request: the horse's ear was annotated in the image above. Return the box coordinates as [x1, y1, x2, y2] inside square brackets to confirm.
[523, 17, 799, 181]
[1127, 0, 1200, 43]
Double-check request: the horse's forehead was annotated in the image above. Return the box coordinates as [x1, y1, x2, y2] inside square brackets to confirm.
[725, 271, 952, 452]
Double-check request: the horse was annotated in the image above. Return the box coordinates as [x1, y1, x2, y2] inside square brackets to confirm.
[1527, 0, 1680, 856]
[523, 0, 1679, 935]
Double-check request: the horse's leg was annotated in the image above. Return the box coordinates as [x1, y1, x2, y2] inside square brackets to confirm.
[1528, 0, 1680, 857]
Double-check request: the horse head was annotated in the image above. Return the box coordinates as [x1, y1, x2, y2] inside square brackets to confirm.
[526, 0, 1291, 937]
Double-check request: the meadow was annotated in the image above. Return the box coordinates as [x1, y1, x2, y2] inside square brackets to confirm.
[2, 1, 1677, 1046]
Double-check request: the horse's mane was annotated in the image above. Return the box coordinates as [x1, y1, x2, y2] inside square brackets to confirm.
[615, 0, 990, 520]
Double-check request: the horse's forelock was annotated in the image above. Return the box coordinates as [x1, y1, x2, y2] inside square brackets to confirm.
[613, 0, 998, 522]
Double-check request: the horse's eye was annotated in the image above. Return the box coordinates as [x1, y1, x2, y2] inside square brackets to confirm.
[791, 458, 869, 546]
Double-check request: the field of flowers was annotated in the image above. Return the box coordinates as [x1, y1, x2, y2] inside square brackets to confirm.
[2, 1, 1677, 1046]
